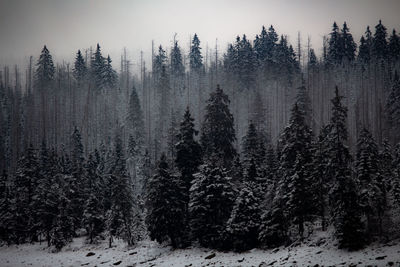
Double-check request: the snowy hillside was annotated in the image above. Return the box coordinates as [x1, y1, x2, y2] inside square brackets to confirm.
[1, 235, 399, 267]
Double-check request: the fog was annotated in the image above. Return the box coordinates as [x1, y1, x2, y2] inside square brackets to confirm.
[1, 0, 400, 71]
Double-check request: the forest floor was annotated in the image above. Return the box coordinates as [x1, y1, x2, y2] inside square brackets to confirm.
[0, 231, 400, 267]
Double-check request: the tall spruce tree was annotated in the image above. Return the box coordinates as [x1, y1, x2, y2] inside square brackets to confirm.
[327, 87, 365, 250]
[106, 133, 136, 247]
[189, 157, 236, 249]
[389, 29, 400, 62]
[190, 34, 203, 72]
[146, 153, 188, 248]
[356, 128, 386, 238]
[35, 45, 55, 87]
[200, 85, 236, 167]
[372, 20, 388, 60]
[73, 50, 87, 82]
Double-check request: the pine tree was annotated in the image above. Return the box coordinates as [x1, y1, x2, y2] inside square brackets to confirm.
[327, 87, 365, 250]
[68, 127, 85, 230]
[127, 85, 145, 147]
[73, 50, 87, 82]
[32, 142, 60, 246]
[11, 144, 39, 243]
[308, 48, 318, 68]
[83, 153, 104, 244]
[189, 158, 236, 249]
[175, 107, 202, 189]
[372, 20, 388, 60]
[170, 40, 185, 77]
[200, 85, 236, 167]
[242, 122, 266, 180]
[310, 125, 330, 231]
[358, 35, 371, 63]
[146, 154, 188, 248]
[106, 133, 137, 247]
[341, 22, 357, 62]
[153, 45, 167, 77]
[386, 72, 400, 130]
[103, 55, 117, 89]
[226, 183, 261, 251]
[0, 170, 13, 243]
[392, 143, 400, 207]
[35, 45, 55, 87]
[327, 22, 342, 64]
[356, 128, 385, 238]
[91, 43, 106, 89]
[190, 34, 203, 73]
[388, 29, 400, 62]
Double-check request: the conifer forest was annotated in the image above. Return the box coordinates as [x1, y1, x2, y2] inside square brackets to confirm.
[2, 1, 400, 266]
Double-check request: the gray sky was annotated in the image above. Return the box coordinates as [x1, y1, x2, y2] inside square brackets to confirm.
[1, 0, 400, 72]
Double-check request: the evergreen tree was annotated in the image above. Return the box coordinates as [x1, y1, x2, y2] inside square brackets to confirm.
[170, 40, 185, 77]
[127, 85, 145, 147]
[82, 153, 104, 244]
[200, 85, 236, 167]
[308, 48, 318, 68]
[226, 183, 261, 251]
[106, 133, 136, 247]
[327, 87, 365, 250]
[0, 170, 13, 243]
[175, 107, 202, 189]
[189, 158, 236, 249]
[68, 127, 85, 230]
[327, 22, 342, 64]
[190, 34, 203, 72]
[73, 50, 87, 82]
[372, 20, 388, 60]
[11, 144, 39, 243]
[341, 22, 357, 62]
[392, 143, 400, 207]
[242, 122, 266, 178]
[356, 128, 385, 238]
[35, 45, 55, 87]
[358, 35, 371, 63]
[91, 43, 106, 89]
[146, 154, 188, 248]
[153, 45, 167, 77]
[386, 72, 400, 129]
[388, 29, 400, 62]
[103, 55, 117, 89]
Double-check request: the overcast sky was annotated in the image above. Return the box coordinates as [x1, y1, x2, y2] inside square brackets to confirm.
[1, 0, 400, 72]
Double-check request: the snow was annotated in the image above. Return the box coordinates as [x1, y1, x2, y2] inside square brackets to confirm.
[1, 234, 400, 267]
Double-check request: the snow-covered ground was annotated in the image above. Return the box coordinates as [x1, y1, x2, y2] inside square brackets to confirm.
[0, 235, 399, 267]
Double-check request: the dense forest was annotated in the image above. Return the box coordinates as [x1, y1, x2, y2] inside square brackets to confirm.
[1, 20, 400, 252]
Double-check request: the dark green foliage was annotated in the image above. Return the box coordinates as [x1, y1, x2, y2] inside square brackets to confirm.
[200, 85, 236, 167]
[175, 108, 202, 189]
[190, 34, 203, 72]
[146, 154, 189, 248]
[226, 183, 261, 251]
[189, 159, 236, 249]
[171, 40, 185, 77]
[73, 50, 87, 82]
[372, 20, 388, 60]
[35, 45, 55, 87]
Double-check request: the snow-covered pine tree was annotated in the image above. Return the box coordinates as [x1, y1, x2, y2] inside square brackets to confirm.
[32, 142, 60, 246]
[310, 125, 330, 231]
[356, 128, 386, 239]
[200, 85, 236, 168]
[327, 87, 365, 250]
[106, 133, 137, 247]
[103, 55, 117, 89]
[175, 107, 202, 190]
[69, 127, 85, 231]
[372, 20, 388, 60]
[0, 170, 13, 243]
[11, 144, 39, 243]
[82, 153, 104, 244]
[73, 50, 87, 83]
[190, 34, 203, 73]
[392, 143, 400, 207]
[277, 102, 314, 239]
[91, 43, 106, 90]
[189, 157, 236, 249]
[146, 153, 188, 248]
[226, 183, 261, 251]
[242, 122, 266, 179]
